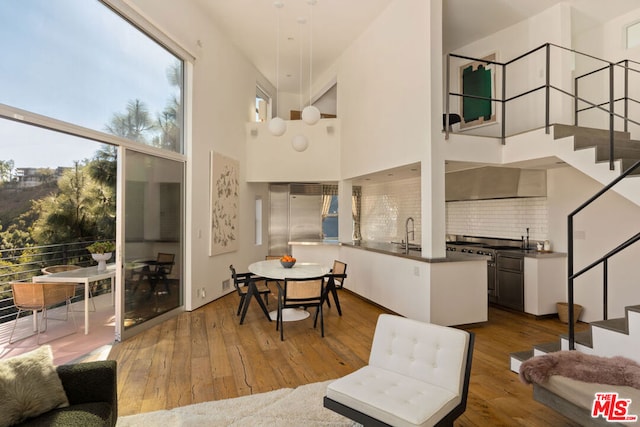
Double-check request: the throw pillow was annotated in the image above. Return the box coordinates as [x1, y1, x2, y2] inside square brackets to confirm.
[0, 345, 69, 427]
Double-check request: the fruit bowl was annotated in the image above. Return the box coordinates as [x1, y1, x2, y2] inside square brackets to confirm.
[280, 255, 296, 268]
[280, 260, 296, 268]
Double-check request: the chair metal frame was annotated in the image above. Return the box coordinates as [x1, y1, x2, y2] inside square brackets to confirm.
[9, 281, 77, 344]
[324, 318, 475, 427]
[41, 264, 97, 312]
[134, 253, 175, 297]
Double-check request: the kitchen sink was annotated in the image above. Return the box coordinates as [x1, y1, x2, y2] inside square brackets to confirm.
[390, 241, 422, 252]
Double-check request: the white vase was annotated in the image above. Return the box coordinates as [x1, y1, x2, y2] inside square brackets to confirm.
[92, 252, 112, 272]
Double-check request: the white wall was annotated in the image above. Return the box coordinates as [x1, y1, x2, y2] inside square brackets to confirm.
[547, 166, 640, 321]
[449, 3, 573, 137]
[573, 7, 640, 139]
[130, 0, 270, 310]
[338, 0, 430, 180]
[245, 119, 340, 183]
[337, 0, 446, 257]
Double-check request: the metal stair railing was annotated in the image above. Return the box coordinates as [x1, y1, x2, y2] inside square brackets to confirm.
[567, 160, 640, 350]
[446, 43, 640, 170]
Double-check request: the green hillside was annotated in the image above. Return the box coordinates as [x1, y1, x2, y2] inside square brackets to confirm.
[0, 182, 58, 228]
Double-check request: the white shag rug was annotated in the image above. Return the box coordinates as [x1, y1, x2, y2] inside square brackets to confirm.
[117, 380, 358, 426]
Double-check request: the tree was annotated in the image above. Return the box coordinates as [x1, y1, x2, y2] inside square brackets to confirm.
[30, 161, 115, 245]
[87, 145, 117, 188]
[0, 160, 14, 183]
[153, 60, 182, 151]
[105, 99, 155, 143]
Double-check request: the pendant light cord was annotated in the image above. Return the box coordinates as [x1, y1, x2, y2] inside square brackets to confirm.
[275, 2, 282, 117]
[299, 19, 303, 112]
[308, 0, 314, 108]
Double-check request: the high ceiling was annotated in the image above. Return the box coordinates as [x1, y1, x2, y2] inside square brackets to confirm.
[194, 0, 640, 95]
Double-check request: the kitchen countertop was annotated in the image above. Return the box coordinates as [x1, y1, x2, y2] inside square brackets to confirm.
[290, 239, 566, 260]
[341, 241, 489, 263]
[494, 248, 567, 258]
[289, 239, 340, 246]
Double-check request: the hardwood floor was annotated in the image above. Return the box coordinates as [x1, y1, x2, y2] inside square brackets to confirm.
[110, 288, 588, 425]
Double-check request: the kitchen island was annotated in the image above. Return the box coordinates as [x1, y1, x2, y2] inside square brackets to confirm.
[290, 240, 488, 326]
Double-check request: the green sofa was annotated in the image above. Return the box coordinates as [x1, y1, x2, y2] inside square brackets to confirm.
[16, 360, 118, 427]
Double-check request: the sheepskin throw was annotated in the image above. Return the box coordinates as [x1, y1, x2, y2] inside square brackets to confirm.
[0, 345, 69, 427]
[519, 351, 640, 388]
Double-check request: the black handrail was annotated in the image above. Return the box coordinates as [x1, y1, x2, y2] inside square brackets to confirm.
[446, 43, 640, 169]
[567, 160, 640, 350]
[446, 42, 640, 353]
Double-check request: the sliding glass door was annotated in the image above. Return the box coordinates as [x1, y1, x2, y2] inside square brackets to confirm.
[117, 150, 184, 340]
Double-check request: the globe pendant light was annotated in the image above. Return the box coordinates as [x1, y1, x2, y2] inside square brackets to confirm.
[302, 0, 320, 125]
[269, 1, 287, 136]
[268, 116, 286, 136]
[292, 134, 309, 152]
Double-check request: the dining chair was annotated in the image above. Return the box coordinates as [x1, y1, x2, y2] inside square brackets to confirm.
[229, 265, 271, 324]
[9, 281, 77, 344]
[323, 260, 347, 316]
[41, 264, 95, 311]
[276, 276, 326, 341]
[135, 253, 175, 298]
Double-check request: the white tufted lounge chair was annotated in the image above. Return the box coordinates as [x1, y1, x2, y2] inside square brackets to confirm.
[324, 314, 474, 427]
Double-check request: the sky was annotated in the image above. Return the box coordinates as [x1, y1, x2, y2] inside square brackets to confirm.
[0, 0, 180, 169]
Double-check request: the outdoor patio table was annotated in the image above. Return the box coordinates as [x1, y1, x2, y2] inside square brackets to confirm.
[33, 264, 115, 334]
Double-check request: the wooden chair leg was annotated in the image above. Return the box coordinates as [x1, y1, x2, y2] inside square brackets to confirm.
[236, 295, 246, 316]
[279, 306, 284, 341]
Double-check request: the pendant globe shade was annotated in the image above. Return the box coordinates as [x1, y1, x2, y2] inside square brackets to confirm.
[292, 134, 309, 152]
[302, 105, 321, 125]
[269, 117, 287, 136]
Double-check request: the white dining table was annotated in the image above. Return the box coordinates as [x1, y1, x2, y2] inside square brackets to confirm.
[248, 260, 330, 321]
[33, 264, 116, 334]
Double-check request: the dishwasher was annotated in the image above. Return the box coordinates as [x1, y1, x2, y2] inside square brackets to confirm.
[495, 252, 524, 311]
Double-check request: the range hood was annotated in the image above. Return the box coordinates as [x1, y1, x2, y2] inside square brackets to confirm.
[445, 166, 546, 201]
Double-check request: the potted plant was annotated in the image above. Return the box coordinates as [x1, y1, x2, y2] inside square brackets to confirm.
[86, 241, 115, 271]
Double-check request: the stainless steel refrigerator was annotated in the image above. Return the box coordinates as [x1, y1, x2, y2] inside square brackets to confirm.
[269, 183, 322, 256]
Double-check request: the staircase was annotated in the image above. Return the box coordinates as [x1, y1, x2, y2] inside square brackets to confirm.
[510, 304, 640, 373]
[446, 44, 640, 373]
[553, 124, 640, 177]
[507, 125, 640, 373]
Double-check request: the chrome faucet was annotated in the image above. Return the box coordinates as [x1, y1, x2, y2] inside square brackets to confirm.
[404, 217, 415, 254]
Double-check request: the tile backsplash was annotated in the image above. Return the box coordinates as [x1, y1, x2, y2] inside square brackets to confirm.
[360, 176, 549, 243]
[360, 177, 421, 243]
[446, 197, 549, 241]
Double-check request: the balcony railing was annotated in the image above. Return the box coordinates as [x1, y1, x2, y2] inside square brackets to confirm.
[0, 240, 112, 325]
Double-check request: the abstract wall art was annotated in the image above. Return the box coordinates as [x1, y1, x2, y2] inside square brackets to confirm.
[459, 53, 497, 129]
[210, 151, 239, 256]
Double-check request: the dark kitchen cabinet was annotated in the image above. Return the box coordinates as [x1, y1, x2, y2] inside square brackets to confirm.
[495, 253, 524, 311]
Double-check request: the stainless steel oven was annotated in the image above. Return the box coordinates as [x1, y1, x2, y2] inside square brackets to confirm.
[446, 238, 526, 310]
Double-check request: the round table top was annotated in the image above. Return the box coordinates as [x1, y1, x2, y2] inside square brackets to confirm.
[248, 260, 330, 280]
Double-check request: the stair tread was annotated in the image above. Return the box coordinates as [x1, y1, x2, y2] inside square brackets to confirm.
[510, 349, 534, 362]
[534, 341, 561, 353]
[553, 124, 631, 141]
[591, 317, 628, 334]
[560, 330, 593, 348]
